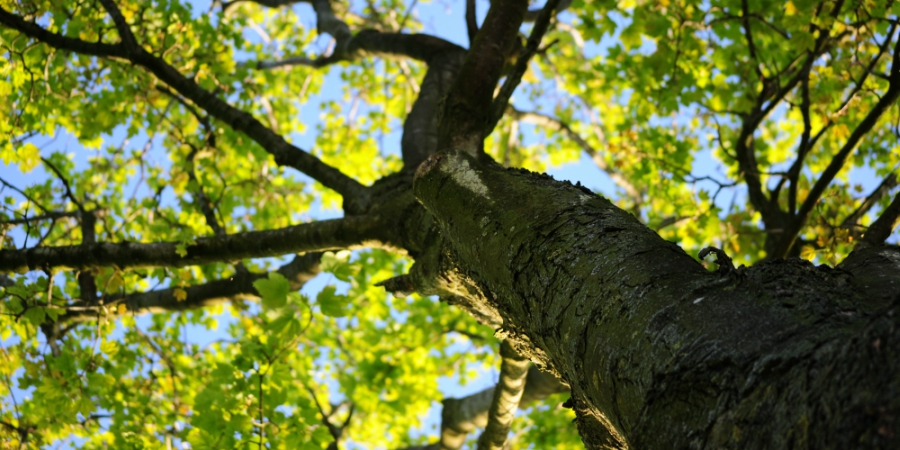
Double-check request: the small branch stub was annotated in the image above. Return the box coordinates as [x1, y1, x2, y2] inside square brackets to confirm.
[375, 275, 416, 298]
[699, 246, 735, 273]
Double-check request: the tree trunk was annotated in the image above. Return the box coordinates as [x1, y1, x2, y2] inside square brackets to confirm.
[411, 149, 900, 449]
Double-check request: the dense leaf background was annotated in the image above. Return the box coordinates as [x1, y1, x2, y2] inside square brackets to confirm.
[1, 0, 898, 447]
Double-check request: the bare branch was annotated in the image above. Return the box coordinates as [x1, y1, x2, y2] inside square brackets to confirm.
[256, 55, 333, 70]
[842, 173, 899, 230]
[257, 31, 464, 71]
[0, 215, 389, 273]
[0, 177, 50, 214]
[253, 0, 462, 71]
[859, 191, 900, 247]
[522, 0, 571, 22]
[476, 340, 530, 450]
[466, 0, 478, 44]
[488, 0, 561, 134]
[58, 253, 320, 323]
[0, 7, 371, 208]
[222, 0, 301, 9]
[0, 211, 80, 226]
[773, 37, 900, 257]
[740, 0, 763, 80]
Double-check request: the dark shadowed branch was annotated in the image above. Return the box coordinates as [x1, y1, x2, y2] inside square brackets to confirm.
[735, 0, 847, 240]
[255, 32, 463, 69]
[243, 0, 468, 172]
[466, 0, 478, 44]
[57, 253, 320, 323]
[0, 211, 80, 226]
[0, 214, 390, 272]
[437, 0, 528, 154]
[488, 0, 561, 133]
[0, 6, 370, 208]
[772, 36, 900, 257]
[842, 173, 899, 232]
[522, 0, 571, 22]
[252, 0, 462, 69]
[859, 191, 900, 247]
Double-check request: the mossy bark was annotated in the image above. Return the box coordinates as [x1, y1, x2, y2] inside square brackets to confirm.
[413, 149, 900, 449]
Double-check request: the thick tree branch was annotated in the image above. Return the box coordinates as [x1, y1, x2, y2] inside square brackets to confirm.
[476, 340, 530, 450]
[401, 51, 467, 169]
[736, 1, 845, 236]
[437, 0, 528, 154]
[0, 7, 370, 209]
[859, 191, 900, 247]
[0, 215, 388, 272]
[487, 0, 560, 134]
[58, 253, 320, 323]
[243, 0, 466, 172]
[256, 32, 463, 69]
[252, 0, 462, 70]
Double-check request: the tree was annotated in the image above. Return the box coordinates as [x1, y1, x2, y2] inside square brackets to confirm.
[1, 0, 899, 447]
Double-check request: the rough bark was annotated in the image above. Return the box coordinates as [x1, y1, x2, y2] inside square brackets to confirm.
[4, 1, 900, 449]
[412, 149, 900, 449]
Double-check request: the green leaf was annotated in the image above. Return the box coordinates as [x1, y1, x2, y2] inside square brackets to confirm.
[100, 340, 119, 357]
[789, 30, 815, 52]
[253, 272, 291, 309]
[23, 306, 46, 325]
[317, 285, 350, 318]
[320, 251, 355, 281]
[265, 311, 303, 341]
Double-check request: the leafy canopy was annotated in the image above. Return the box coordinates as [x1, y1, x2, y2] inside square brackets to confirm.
[1, 0, 899, 448]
